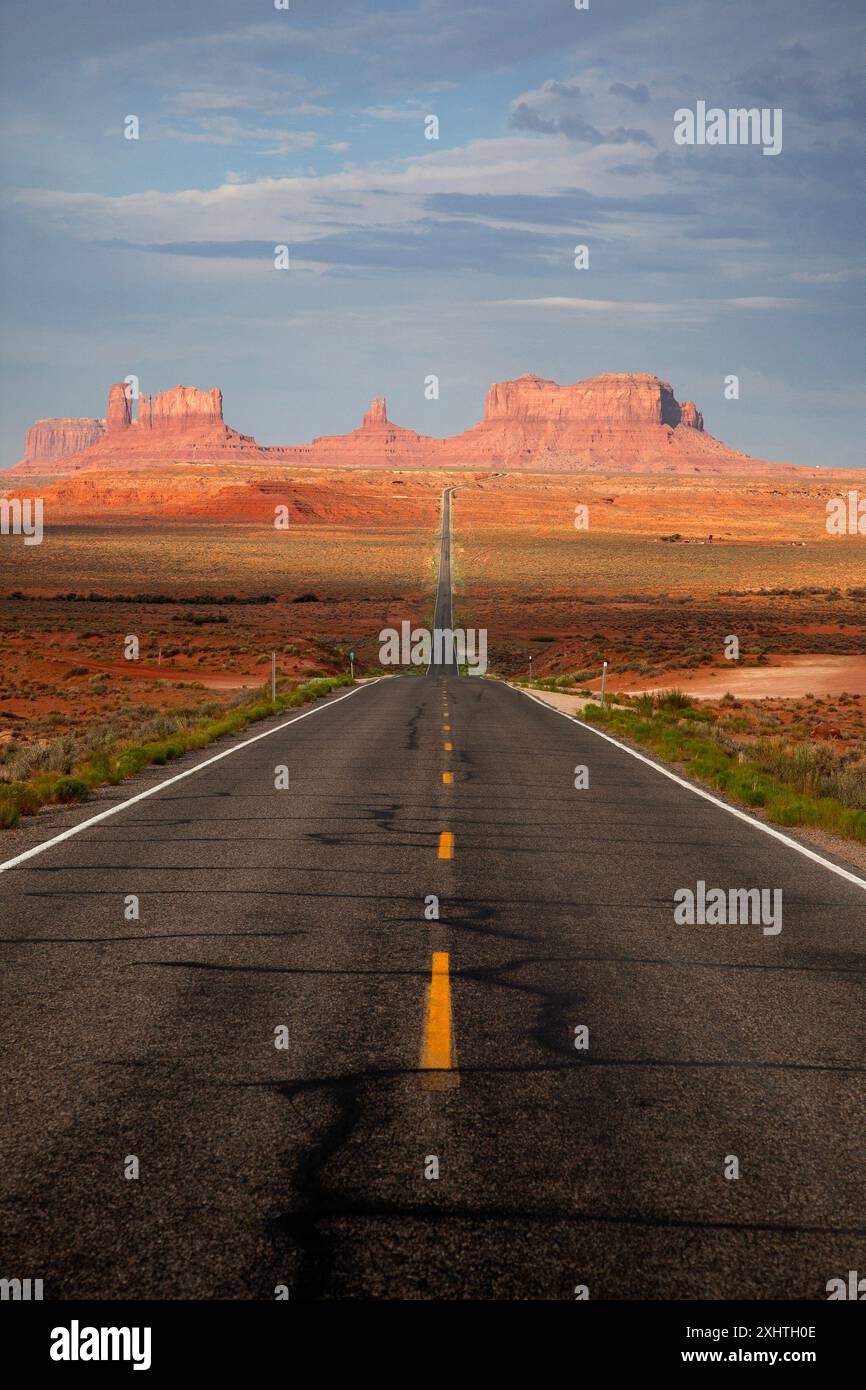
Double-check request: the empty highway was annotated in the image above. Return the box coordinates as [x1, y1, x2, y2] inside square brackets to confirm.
[1, 489, 864, 1301]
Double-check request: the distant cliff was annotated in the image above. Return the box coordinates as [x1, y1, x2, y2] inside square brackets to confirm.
[19, 416, 105, 468]
[11, 384, 260, 475]
[8, 372, 792, 477]
[433, 372, 719, 472]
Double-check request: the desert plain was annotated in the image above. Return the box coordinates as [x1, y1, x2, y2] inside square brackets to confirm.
[1, 366, 865, 853]
[1, 462, 865, 755]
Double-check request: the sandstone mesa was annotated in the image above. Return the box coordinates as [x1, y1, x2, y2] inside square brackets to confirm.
[20, 416, 106, 466]
[10, 372, 797, 477]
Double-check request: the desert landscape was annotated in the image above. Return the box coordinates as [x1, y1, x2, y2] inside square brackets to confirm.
[4, 0, 866, 1328]
[1, 369, 864, 848]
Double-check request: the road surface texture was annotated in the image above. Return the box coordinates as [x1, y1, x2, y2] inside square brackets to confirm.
[1, 489, 864, 1301]
[429, 485, 460, 676]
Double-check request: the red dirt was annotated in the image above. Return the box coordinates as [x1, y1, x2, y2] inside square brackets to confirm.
[620, 654, 866, 701]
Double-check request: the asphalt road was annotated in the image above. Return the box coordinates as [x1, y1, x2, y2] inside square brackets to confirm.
[429, 484, 459, 675]
[1, 488, 864, 1301]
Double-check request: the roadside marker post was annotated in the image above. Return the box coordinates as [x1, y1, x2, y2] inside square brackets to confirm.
[600, 659, 608, 708]
[349, 648, 355, 680]
[271, 651, 276, 704]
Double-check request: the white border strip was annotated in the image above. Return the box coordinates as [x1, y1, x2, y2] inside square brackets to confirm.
[517, 687, 866, 893]
[0, 681, 380, 874]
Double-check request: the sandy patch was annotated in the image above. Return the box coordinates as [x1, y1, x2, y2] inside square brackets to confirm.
[507, 685, 594, 714]
[621, 654, 866, 701]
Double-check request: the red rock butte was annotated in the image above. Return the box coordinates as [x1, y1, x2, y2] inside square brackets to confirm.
[9, 372, 797, 476]
[20, 416, 106, 466]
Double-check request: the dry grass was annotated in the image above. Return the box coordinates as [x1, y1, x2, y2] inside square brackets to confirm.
[0, 522, 436, 755]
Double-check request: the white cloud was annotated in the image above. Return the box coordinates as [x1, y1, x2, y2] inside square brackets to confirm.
[720, 296, 801, 309]
[12, 132, 671, 245]
[363, 105, 430, 123]
[497, 294, 802, 324]
[145, 117, 322, 153]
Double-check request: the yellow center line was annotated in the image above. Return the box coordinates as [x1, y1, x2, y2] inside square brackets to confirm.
[443, 741, 453, 751]
[443, 723, 450, 731]
[438, 830, 453, 858]
[421, 951, 458, 1090]
[442, 771, 453, 785]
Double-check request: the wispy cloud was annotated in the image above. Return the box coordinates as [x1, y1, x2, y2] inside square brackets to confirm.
[498, 295, 803, 323]
[1, 0, 863, 469]
[149, 118, 322, 154]
[363, 105, 432, 123]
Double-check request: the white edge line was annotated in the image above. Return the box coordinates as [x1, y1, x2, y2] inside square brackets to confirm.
[0, 680, 381, 874]
[516, 686, 866, 894]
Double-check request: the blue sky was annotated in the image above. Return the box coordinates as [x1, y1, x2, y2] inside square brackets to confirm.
[0, 0, 863, 468]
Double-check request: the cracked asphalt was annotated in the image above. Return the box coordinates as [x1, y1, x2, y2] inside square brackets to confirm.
[1, 488, 864, 1300]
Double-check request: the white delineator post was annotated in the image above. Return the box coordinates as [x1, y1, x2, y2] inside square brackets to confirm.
[271, 652, 276, 704]
[600, 660, 608, 708]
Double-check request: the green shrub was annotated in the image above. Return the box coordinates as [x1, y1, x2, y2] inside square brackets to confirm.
[0, 781, 42, 815]
[580, 699, 866, 844]
[52, 777, 89, 804]
[659, 688, 691, 710]
[0, 674, 354, 829]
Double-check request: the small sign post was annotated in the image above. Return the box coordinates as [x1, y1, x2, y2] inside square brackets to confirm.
[349, 649, 355, 681]
[600, 659, 608, 708]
